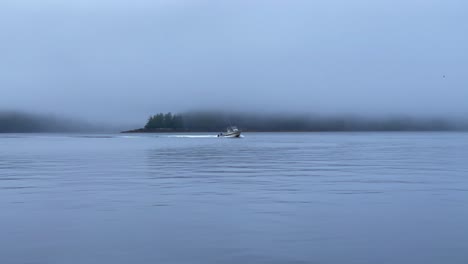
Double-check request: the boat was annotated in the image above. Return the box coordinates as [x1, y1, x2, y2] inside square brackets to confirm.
[217, 126, 242, 138]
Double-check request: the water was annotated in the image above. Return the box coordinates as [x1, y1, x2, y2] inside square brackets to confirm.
[1, 132, 468, 264]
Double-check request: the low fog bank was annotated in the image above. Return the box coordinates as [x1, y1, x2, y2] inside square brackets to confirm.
[132, 111, 468, 132]
[185, 112, 468, 132]
[2, 110, 467, 133]
[0, 111, 122, 133]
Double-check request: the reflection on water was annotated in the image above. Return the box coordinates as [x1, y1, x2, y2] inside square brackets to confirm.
[1, 133, 468, 264]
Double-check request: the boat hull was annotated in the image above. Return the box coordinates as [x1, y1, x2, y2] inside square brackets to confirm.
[218, 131, 241, 138]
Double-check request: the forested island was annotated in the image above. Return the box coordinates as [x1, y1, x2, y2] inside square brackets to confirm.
[122, 112, 468, 133]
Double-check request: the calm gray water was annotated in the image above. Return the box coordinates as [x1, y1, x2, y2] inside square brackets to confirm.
[1, 132, 468, 264]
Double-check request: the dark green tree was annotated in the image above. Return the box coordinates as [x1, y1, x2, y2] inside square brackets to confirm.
[154, 113, 164, 128]
[144, 113, 164, 129]
[144, 116, 154, 129]
[173, 114, 184, 130]
[163, 112, 173, 128]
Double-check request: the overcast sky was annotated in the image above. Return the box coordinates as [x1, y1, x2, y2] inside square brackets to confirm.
[1, 0, 467, 122]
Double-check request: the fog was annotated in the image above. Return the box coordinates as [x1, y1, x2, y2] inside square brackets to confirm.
[1, 0, 467, 124]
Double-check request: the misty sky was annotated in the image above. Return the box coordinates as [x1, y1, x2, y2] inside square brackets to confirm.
[1, 0, 467, 122]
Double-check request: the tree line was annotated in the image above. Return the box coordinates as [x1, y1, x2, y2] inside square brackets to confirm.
[144, 112, 184, 130]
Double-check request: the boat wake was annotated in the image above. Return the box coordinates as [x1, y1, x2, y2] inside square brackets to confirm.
[166, 135, 218, 138]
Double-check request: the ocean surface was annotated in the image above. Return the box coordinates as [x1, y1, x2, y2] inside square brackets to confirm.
[1, 132, 468, 264]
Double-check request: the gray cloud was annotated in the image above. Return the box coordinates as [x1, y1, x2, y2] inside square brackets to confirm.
[1, 0, 467, 123]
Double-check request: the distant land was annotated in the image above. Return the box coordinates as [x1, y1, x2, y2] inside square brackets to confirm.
[122, 112, 468, 133]
[0, 111, 103, 133]
[2, 110, 467, 133]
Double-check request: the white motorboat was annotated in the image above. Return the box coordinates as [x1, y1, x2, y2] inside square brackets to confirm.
[217, 126, 241, 138]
